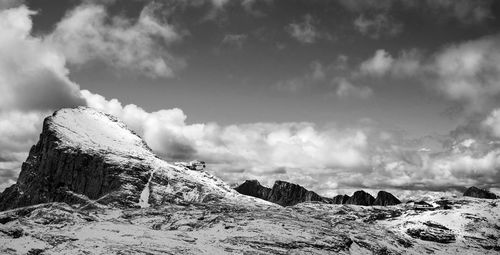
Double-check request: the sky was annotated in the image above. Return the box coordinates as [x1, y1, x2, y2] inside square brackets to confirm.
[1, 0, 500, 198]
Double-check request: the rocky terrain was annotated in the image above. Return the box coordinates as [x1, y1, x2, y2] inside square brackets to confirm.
[0, 107, 499, 254]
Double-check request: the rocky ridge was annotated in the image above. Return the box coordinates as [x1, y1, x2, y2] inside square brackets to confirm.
[235, 180, 326, 206]
[235, 180, 402, 207]
[463, 186, 498, 199]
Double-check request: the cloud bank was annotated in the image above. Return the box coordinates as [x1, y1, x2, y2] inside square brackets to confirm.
[0, 3, 499, 198]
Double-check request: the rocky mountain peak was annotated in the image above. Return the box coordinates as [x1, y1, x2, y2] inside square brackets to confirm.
[332, 194, 351, 204]
[463, 186, 498, 199]
[0, 107, 252, 211]
[234, 180, 271, 200]
[234, 179, 326, 206]
[373, 191, 401, 206]
[345, 190, 376, 206]
[267, 180, 325, 206]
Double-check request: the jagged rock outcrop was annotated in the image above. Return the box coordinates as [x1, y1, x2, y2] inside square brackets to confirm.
[0, 107, 247, 212]
[406, 221, 456, 243]
[463, 186, 498, 199]
[332, 194, 350, 204]
[235, 180, 327, 206]
[234, 180, 271, 200]
[373, 191, 401, 206]
[267, 180, 325, 206]
[345, 190, 375, 206]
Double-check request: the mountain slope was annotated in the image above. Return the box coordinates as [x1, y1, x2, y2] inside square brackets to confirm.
[0, 107, 258, 211]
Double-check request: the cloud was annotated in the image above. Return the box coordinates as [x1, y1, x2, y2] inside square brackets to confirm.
[359, 49, 422, 77]
[286, 14, 321, 44]
[82, 89, 371, 187]
[221, 34, 248, 49]
[357, 34, 500, 114]
[0, 5, 85, 111]
[335, 78, 373, 99]
[241, 0, 273, 17]
[82, 89, 500, 192]
[274, 61, 327, 92]
[359, 49, 394, 76]
[339, 0, 494, 25]
[0, 0, 24, 9]
[429, 35, 500, 113]
[482, 109, 500, 138]
[353, 14, 403, 39]
[423, 0, 494, 25]
[48, 3, 184, 78]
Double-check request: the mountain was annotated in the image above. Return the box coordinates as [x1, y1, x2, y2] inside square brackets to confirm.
[235, 180, 327, 206]
[373, 191, 402, 206]
[235, 181, 402, 207]
[345, 190, 376, 206]
[234, 180, 271, 199]
[332, 194, 350, 204]
[267, 180, 326, 206]
[0, 107, 254, 211]
[463, 186, 498, 199]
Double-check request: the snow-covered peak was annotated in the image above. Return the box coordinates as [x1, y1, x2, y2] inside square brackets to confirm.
[48, 107, 152, 158]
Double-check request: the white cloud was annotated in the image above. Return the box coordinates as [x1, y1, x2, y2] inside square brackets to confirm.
[423, 0, 494, 25]
[430, 35, 500, 113]
[340, 0, 494, 25]
[358, 34, 500, 114]
[359, 49, 394, 76]
[353, 14, 403, 39]
[0, 5, 85, 111]
[286, 14, 320, 44]
[82, 90, 371, 186]
[359, 49, 422, 77]
[335, 78, 373, 99]
[274, 61, 327, 92]
[221, 34, 248, 49]
[48, 3, 184, 78]
[483, 109, 500, 138]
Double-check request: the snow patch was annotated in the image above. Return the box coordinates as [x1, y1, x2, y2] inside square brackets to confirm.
[139, 168, 158, 208]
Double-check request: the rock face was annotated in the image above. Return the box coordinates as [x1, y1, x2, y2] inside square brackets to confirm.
[0, 107, 247, 211]
[267, 180, 325, 206]
[235, 180, 326, 206]
[234, 180, 271, 200]
[373, 191, 401, 206]
[406, 221, 456, 243]
[463, 186, 498, 199]
[332, 194, 350, 204]
[345, 190, 375, 206]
